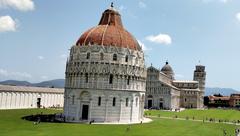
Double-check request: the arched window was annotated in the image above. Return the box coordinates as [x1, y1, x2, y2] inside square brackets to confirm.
[72, 95, 75, 105]
[86, 52, 90, 59]
[127, 76, 130, 85]
[98, 96, 101, 106]
[85, 73, 88, 83]
[113, 54, 117, 61]
[126, 98, 129, 107]
[113, 97, 116, 106]
[100, 53, 104, 60]
[125, 55, 128, 62]
[109, 74, 113, 84]
[136, 97, 138, 107]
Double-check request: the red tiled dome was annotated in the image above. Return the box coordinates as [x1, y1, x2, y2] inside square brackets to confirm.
[76, 7, 141, 51]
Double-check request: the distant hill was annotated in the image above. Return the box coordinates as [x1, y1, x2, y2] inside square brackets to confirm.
[0, 79, 240, 96]
[32, 79, 65, 88]
[0, 79, 65, 88]
[0, 80, 32, 86]
[205, 87, 240, 96]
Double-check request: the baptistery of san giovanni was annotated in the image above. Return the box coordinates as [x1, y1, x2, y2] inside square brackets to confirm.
[63, 4, 146, 123]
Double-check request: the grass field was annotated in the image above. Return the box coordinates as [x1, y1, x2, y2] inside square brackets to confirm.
[0, 109, 238, 136]
[145, 109, 240, 121]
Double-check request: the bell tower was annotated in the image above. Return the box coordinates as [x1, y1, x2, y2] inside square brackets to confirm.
[193, 65, 206, 108]
[193, 65, 206, 93]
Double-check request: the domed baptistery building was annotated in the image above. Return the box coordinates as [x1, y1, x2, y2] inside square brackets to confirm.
[63, 4, 146, 123]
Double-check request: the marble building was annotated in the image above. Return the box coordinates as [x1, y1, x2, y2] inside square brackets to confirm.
[145, 62, 206, 110]
[63, 4, 147, 123]
[0, 85, 64, 109]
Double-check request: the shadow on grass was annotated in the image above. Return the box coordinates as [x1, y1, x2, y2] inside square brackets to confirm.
[22, 113, 64, 124]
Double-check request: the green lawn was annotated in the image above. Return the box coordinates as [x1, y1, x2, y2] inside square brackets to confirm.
[145, 109, 240, 121]
[0, 109, 238, 136]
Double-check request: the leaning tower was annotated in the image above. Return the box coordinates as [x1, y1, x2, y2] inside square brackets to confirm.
[193, 65, 206, 108]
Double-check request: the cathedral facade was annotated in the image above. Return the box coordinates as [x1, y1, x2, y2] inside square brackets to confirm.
[145, 62, 206, 110]
[63, 5, 146, 123]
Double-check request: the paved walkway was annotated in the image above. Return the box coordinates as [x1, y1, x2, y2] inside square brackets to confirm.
[147, 116, 240, 126]
[93, 118, 152, 125]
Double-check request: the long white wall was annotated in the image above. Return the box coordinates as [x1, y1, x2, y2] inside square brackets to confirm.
[0, 91, 64, 109]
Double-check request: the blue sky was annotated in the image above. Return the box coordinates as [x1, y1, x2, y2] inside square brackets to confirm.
[0, 0, 240, 90]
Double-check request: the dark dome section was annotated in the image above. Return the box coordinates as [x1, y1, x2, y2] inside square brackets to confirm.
[76, 7, 141, 51]
[161, 62, 175, 79]
[161, 62, 174, 73]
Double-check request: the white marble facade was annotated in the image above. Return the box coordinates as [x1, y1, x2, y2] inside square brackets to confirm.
[145, 63, 206, 110]
[63, 6, 147, 123]
[0, 85, 64, 109]
[63, 45, 146, 123]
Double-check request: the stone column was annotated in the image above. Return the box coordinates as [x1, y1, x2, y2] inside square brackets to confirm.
[53, 94, 56, 106]
[89, 98, 92, 121]
[18, 93, 21, 108]
[15, 92, 18, 108]
[119, 98, 122, 122]
[23, 93, 26, 108]
[138, 95, 141, 121]
[49, 94, 51, 107]
[74, 75, 77, 88]
[2, 92, 5, 109]
[65, 94, 70, 117]
[130, 99, 133, 122]
[96, 74, 99, 89]
[141, 95, 145, 120]
[10, 92, 13, 109]
[104, 97, 109, 122]
[76, 98, 80, 121]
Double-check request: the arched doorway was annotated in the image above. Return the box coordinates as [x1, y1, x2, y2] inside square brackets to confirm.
[37, 98, 41, 108]
[159, 98, 164, 109]
[82, 105, 89, 120]
[147, 95, 153, 109]
[80, 91, 91, 120]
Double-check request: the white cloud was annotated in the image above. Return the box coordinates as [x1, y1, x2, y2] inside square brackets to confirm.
[0, 15, 17, 32]
[236, 12, 240, 22]
[0, 69, 8, 76]
[0, 0, 34, 11]
[0, 68, 32, 80]
[146, 33, 172, 45]
[37, 56, 44, 60]
[137, 40, 151, 51]
[138, 1, 146, 8]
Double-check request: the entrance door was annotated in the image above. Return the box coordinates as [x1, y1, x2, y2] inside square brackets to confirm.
[159, 102, 163, 109]
[82, 105, 89, 120]
[148, 100, 152, 109]
[37, 98, 41, 108]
